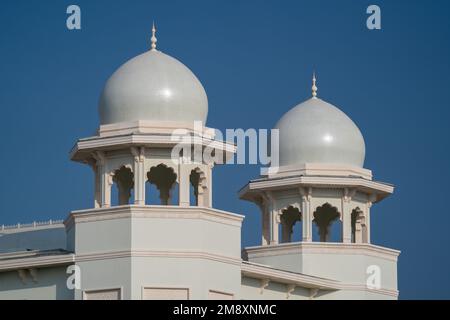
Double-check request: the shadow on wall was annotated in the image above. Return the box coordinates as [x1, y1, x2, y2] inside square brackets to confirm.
[0, 266, 73, 300]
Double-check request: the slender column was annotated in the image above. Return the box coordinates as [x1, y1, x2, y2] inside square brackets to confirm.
[342, 188, 356, 243]
[262, 209, 270, 245]
[259, 196, 270, 246]
[90, 154, 102, 208]
[93, 164, 101, 208]
[207, 164, 213, 207]
[365, 208, 371, 243]
[365, 196, 375, 244]
[197, 185, 205, 206]
[93, 151, 112, 208]
[102, 170, 113, 208]
[131, 147, 145, 205]
[265, 192, 279, 245]
[271, 209, 280, 245]
[300, 187, 312, 242]
[178, 165, 190, 207]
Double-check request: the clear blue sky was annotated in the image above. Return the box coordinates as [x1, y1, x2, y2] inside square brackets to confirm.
[0, 0, 449, 299]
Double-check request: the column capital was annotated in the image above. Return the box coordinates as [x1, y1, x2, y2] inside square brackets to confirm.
[262, 191, 274, 203]
[367, 193, 377, 207]
[299, 187, 312, 202]
[131, 146, 145, 163]
[343, 187, 356, 203]
[92, 151, 106, 166]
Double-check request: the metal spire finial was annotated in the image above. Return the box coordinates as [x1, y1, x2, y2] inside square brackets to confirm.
[151, 21, 157, 51]
[312, 71, 318, 98]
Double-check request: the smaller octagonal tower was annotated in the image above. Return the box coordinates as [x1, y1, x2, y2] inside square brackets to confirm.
[240, 76, 400, 299]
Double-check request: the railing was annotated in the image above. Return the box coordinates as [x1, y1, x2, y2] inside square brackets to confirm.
[0, 219, 64, 231]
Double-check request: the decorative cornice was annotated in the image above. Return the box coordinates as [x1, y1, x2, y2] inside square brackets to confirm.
[97, 120, 216, 138]
[75, 249, 241, 266]
[0, 251, 74, 272]
[70, 133, 236, 162]
[265, 163, 373, 180]
[244, 242, 400, 262]
[64, 205, 244, 230]
[241, 261, 340, 290]
[241, 261, 398, 298]
[239, 175, 393, 203]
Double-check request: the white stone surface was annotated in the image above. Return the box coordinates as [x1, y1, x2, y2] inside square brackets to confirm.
[99, 50, 208, 125]
[275, 98, 366, 167]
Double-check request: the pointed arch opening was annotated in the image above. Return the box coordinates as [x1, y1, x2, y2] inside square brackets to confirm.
[313, 203, 341, 242]
[111, 166, 134, 206]
[146, 164, 177, 205]
[280, 206, 302, 243]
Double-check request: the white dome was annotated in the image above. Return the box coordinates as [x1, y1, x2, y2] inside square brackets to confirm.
[99, 50, 208, 125]
[275, 97, 366, 167]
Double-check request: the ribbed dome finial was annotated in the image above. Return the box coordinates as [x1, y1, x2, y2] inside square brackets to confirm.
[312, 71, 318, 98]
[151, 21, 157, 51]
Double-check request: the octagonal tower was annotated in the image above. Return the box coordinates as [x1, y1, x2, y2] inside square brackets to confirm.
[66, 27, 243, 300]
[239, 75, 400, 299]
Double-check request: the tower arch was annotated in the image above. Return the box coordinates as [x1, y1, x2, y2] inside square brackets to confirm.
[313, 203, 341, 242]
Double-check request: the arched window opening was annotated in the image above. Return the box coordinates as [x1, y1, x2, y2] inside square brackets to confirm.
[280, 206, 302, 243]
[170, 181, 179, 205]
[291, 221, 302, 242]
[329, 219, 342, 242]
[147, 164, 177, 205]
[189, 168, 207, 206]
[313, 203, 340, 242]
[351, 208, 366, 243]
[145, 182, 159, 205]
[112, 166, 134, 206]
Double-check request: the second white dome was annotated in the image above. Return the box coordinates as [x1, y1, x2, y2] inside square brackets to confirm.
[275, 97, 366, 167]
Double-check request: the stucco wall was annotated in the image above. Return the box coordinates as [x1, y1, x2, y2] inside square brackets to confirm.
[0, 266, 73, 300]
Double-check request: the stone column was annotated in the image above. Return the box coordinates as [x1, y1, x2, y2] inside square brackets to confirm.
[197, 184, 204, 206]
[264, 192, 279, 245]
[271, 209, 280, 245]
[132, 147, 146, 206]
[262, 209, 270, 245]
[178, 165, 190, 207]
[258, 196, 270, 246]
[300, 187, 312, 242]
[342, 188, 355, 243]
[365, 196, 375, 244]
[207, 164, 213, 207]
[93, 151, 112, 208]
[102, 171, 113, 208]
[93, 164, 101, 209]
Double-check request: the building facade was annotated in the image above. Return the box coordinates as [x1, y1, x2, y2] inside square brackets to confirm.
[0, 29, 399, 300]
